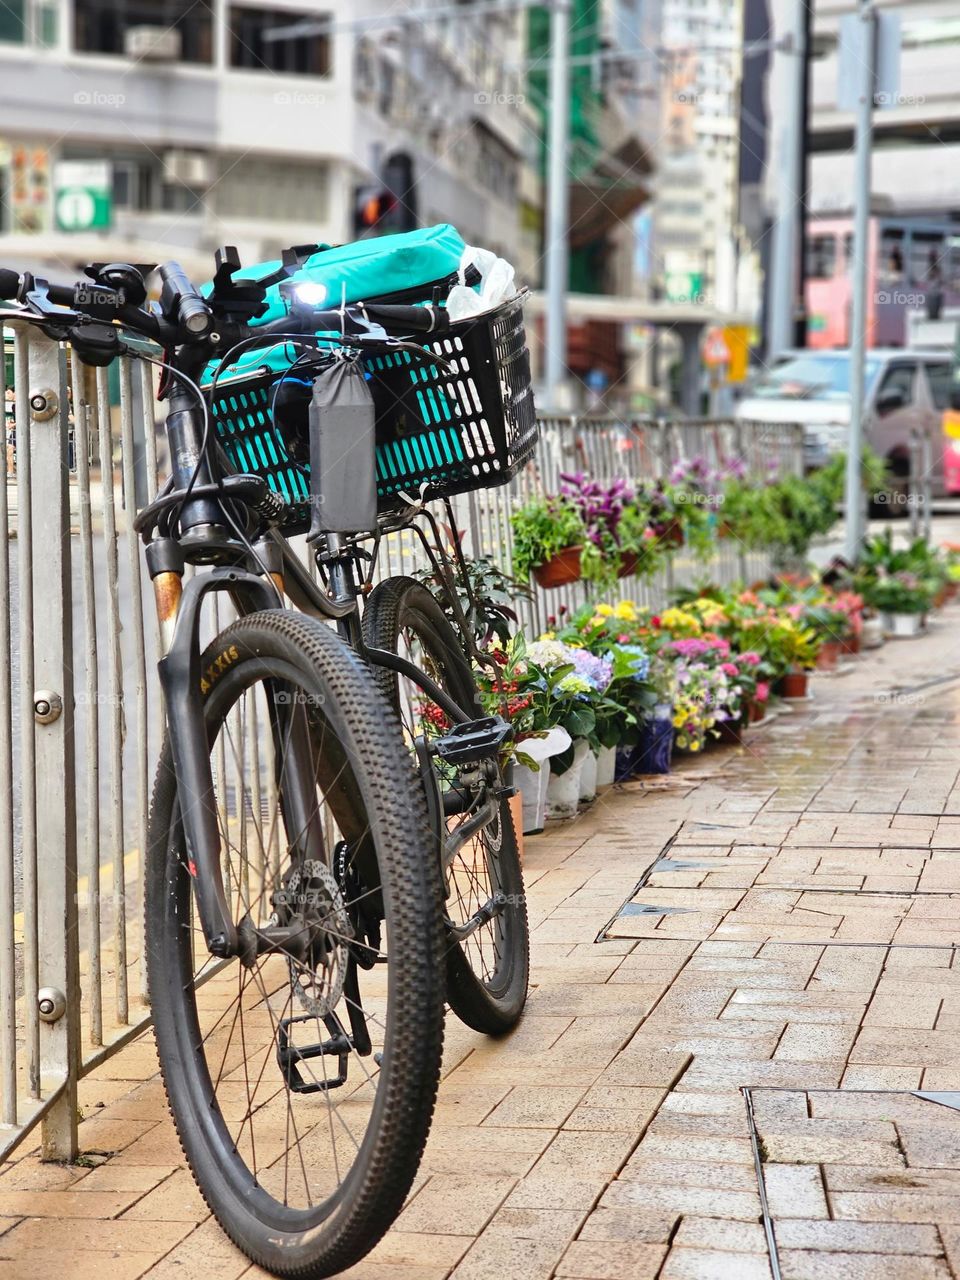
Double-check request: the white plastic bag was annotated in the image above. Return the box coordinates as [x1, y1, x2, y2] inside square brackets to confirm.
[446, 245, 516, 321]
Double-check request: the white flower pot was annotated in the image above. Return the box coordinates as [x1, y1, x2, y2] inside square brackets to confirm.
[546, 739, 590, 821]
[861, 615, 884, 649]
[596, 744, 616, 791]
[579, 750, 599, 804]
[883, 611, 925, 638]
[514, 761, 550, 834]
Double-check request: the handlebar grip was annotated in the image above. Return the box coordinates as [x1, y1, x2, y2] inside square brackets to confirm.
[0, 269, 20, 300]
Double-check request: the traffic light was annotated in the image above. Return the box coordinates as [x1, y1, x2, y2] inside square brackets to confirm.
[353, 187, 398, 235]
[352, 152, 417, 237]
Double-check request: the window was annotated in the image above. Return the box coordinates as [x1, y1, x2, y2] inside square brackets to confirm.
[212, 156, 329, 222]
[805, 235, 837, 280]
[926, 362, 953, 411]
[908, 231, 946, 287]
[229, 6, 330, 75]
[74, 0, 212, 60]
[877, 363, 915, 409]
[1, 0, 56, 45]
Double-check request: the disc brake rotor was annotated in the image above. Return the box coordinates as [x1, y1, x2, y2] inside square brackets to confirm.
[285, 859, 351, 1016]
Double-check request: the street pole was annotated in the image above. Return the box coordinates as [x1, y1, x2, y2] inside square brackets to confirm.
[544, 0, 571, 409]
[767, 0, 807, 357]
[844, 0, 875, 565]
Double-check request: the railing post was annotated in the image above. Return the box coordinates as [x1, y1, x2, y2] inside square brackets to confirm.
[28, 334, 80, 1160]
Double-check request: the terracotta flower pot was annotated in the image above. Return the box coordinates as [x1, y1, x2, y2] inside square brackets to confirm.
[934, 584, 950, 609]
[780, 669, 809, 699]
[657, 517, 684, 548]
[532, 545, 582, 589]
[749, 698, 766, 723]
[946, 581, 960, 601]
[840, 633, 860, 656]
[617, 552, 639, 579]
[816, 640, 841, 671]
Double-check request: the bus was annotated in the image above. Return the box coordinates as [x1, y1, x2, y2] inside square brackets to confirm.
[805, 214, 960, 349]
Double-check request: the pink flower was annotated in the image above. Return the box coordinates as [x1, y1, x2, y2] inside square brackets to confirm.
[738, 651, 761, 666]
[618, 633, 630, 643]
[755, 681, 770, 703]
[721, 662, 738, 677]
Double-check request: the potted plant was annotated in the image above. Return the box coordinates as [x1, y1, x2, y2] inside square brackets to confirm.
[511, 493, 586, 588]
[474, 636, 570, 834]
[768, 618, 820, 698]
[865, 572, 932, 637]
[522, 639, 602, 819]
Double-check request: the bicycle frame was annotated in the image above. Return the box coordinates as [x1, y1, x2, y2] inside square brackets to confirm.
[148, 398, 482, 961]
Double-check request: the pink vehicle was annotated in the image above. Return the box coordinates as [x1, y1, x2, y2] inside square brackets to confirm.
[804, 215, 960, 349]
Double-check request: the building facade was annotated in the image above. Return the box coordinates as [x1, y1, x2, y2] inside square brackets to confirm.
[0, 0, 541, 281]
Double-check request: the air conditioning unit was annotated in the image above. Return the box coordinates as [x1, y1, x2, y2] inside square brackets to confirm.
[163, 150, 213, 189]
[124, 26, 182, 61]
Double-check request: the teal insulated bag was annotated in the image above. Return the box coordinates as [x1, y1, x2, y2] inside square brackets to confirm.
[203, 225, 537, 530]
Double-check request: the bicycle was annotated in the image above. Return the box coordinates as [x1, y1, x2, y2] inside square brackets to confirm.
[0, 248, 536, 1276]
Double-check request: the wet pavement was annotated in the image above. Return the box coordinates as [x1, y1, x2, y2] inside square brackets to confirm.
[5, 602, 960, 1276]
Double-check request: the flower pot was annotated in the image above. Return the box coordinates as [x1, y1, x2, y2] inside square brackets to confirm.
[532, 546, 582, 589]
[816, 640, 841, 671]
[861, 615, 884, 649]
[656, 517, 684, 548]
[546, 739, 590, 820]
[617, 552, 639, 580]
[883, 611, 925, 639]
[749, 698, 766, 723]
[934, 584, 950, 609]
[507, 791, 524, 862]
[514, 762, 550, 834]
[946, 581, 960, 601]
[780, 669, 809, 699]
[619, 705, 674, 776]
[840, 633, 860, 656]
[596, 744, 616, 791]
[716, 717, 744, 745]
[579, 750, 599, 804]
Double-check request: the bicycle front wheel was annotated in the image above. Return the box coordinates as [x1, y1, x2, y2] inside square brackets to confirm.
[146, 610, 445, 1278]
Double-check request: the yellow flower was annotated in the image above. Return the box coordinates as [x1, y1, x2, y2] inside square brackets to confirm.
[673, 713, 685, 728]
[614, 601, 637, 621]
[690, 740, 701, 751]
[596, 603, 614, 617]
[540, 631, 556, 641]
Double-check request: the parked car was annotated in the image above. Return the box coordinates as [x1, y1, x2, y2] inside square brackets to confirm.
[735, 348, 955, 497]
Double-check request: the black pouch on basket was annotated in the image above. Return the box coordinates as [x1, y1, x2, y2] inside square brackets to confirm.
[307, 358, 378, 540]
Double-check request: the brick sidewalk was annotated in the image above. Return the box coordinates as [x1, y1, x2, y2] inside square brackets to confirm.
[5, 611, 960, 1278]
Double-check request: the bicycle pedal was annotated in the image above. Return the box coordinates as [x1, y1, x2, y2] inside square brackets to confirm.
[276, 1014, 350, 1093]
[430, 716, 512, 765]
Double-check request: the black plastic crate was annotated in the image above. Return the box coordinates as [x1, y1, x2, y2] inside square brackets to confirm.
[209, 294, 537, 530]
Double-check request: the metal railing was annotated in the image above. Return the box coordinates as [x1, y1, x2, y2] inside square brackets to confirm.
[0, 323, 801, 1162]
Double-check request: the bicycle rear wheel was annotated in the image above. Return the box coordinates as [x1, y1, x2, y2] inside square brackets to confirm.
[146, 609, 445, 1278]
[362, 576, 529, 1034]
